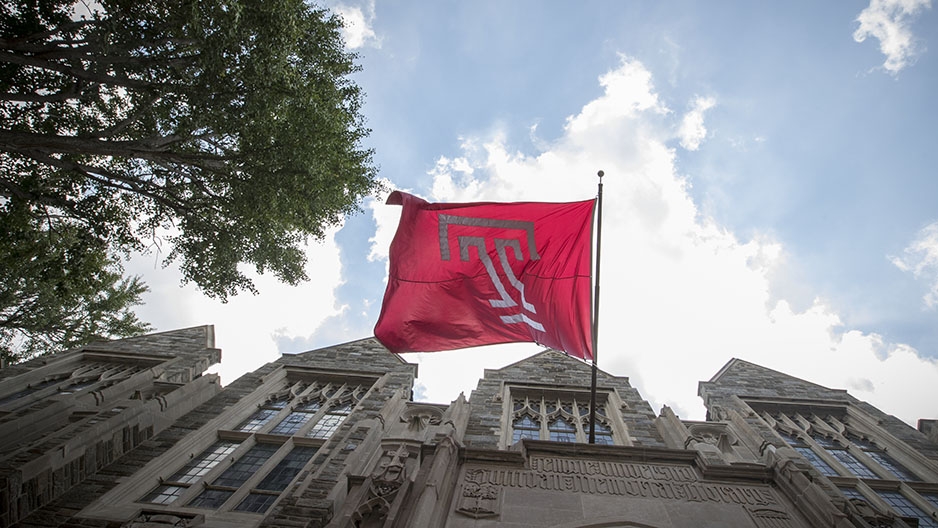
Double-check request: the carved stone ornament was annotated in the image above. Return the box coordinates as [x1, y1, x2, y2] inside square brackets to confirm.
[455, 469, 500, 519]
[745, 506, 793, 528]
[370, 444, 410, 497]
[845, 498, 896, 528]
[400, 403, 443, 431]
[685, 423, 739, 453]
[121, 511, 203, 528]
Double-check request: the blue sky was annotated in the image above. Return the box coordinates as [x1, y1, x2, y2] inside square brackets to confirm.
[129, 0, 938, 425]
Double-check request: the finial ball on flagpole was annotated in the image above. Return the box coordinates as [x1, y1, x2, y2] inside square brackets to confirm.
[597, 170, 604, 178]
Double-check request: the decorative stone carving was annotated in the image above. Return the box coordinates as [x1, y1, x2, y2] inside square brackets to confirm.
[685, 422, 741, 463]
[746, 506, 793, 528]
[456, 469, 500, 519]
[844, 498, 896, 528]
[371, 444, 410, 496]
[400, 403, 443, 432]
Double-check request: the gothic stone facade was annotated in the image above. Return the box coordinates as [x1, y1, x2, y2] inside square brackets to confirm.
[2, 327, 937, 528]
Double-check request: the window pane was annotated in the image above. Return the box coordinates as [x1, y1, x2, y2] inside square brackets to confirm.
[512, 415, 540, 443]
[213, 443, 279, 487]
[877, 490, 938, 528]
[234, 493, 278, 513]
[307, 413, 345, 439]
[255, 446, 317, 491]
[793, 447, 840, 477]
[921, 492, 938, 509]
[811, 435, 839, 449]
[269, 412, 315, 436]
[591, 422, 614, 445]
[593, 432, 614, 445]
[548, 418, 576, 443]
[141, 485, 186, 505]
[298, 400, 322, 412]
[839, 487, 866, 501]
[236, 408, 280, 433]
[864, 450, 920, 481]
[828, 449, 878, 479]
[188, 488, 234, 509]
[169, 441, 240, 483]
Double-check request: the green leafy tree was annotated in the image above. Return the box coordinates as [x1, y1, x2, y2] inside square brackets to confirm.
[0, 208, 151, 364]
[0, 0, 379, 303]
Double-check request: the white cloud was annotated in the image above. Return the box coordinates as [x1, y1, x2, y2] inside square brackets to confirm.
[853, 0, 931, 74]
[334, 0, 380, 50]
[389, 55, 938, 425]
[678, 96, 716, 151]
[890, 221, 938, 308]
[125, 227, 345, 385]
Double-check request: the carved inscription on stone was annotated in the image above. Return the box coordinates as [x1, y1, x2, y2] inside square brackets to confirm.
[461, 456, 779, 507]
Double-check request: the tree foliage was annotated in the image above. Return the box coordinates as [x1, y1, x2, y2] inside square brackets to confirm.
[0, 207, 151, 364]
[0, 0, 379, 300]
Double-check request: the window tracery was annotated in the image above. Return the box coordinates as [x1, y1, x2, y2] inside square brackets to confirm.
[509, 394, 615, 445]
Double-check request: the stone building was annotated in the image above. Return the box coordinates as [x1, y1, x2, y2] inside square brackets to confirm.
[2, 325, 937, 527]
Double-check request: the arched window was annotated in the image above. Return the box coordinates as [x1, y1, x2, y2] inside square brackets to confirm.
[548, 418, 576, 442]
[512, 415, 540, 442]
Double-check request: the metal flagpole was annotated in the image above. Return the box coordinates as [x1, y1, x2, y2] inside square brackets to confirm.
[588, 170, 604, 444]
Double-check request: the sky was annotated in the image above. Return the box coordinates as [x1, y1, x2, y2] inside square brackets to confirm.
[127, 0, 938, 426]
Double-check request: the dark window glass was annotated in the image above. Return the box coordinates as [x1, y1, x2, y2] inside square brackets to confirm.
[269, 412, 314, 436]
[0, 377, 62, 405]
[307, 403, 351, 439]
[794, 446, 840, 477]
[512, 415, 539, 442]
[298, 399, 322, 412]
[877, 490, 938, 528]
[213, 443, 279, 487]
[839, 487, 866, 501]
[255, 446, 316, 491]
[865, 450, 920, 481]
[921, 492, 938, 509]
[548, 418, 576, 443]
[141, 485, 186, 505]
[236, 408, 280, 433]
[811, 434, 839, 449]
[828, 449, 878, 479]
[234, 493, 278, 513]
[168, 441, 240, 484]
[592, 422, 614, 445]
[59, 378, 98, 394]
[188, 488, 234, 509]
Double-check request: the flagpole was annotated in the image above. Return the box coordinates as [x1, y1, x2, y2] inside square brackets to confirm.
[588, 170, 604, 444]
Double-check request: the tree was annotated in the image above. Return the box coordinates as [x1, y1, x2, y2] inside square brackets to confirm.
[0, 207, 151, 364]
[0, 0, 380, 301]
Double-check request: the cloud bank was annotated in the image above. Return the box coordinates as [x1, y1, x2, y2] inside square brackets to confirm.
[372, 56, 938, 425]
[853, 0, 931, 74]
[891, 221, 938, 308]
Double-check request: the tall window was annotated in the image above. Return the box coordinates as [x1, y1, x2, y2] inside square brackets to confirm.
[810, 433, 878, 479]
[236, 395, 291, 432]
[847, 434, 920, 481]
[188, 443, 281, 509]
[137, 377, 371, 516]
[307, 401, 352, 439]
[233, 382, 363, 439]
[512, 415, 539, 442]
[510, 394, 615, 445]
[141, 441, 241, 505]
[0, 359, 146, 409]
[769, 411, 927, 484]
[876, 490, 938, 528]
[776, 431, 839, 477]
[234, 446, 317, 513]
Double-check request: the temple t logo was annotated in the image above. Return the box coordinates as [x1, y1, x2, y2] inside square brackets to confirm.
[438, 214, 544, 332]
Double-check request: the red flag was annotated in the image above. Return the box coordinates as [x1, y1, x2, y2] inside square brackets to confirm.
[374, 191, 595, 360]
